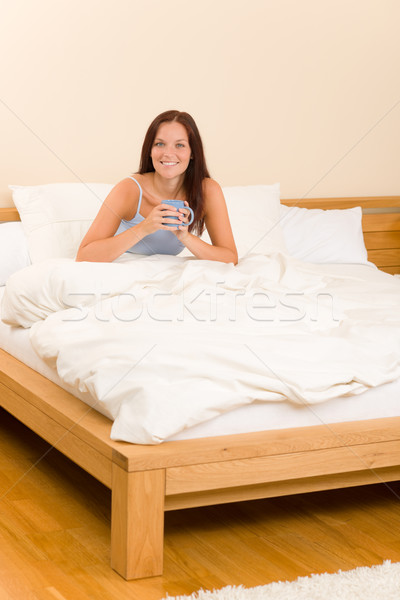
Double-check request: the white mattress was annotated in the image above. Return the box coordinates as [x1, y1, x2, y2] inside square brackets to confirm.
[1, 264, 399, 442]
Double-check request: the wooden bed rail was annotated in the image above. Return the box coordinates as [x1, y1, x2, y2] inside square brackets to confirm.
[1, 196, 400, 273]
[2, 347, 400, 579]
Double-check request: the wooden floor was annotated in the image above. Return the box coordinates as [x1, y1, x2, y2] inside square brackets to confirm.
[1, 407, 400, 600]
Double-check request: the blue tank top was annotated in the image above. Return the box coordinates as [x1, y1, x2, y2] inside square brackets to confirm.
[114, 176, 185, 255]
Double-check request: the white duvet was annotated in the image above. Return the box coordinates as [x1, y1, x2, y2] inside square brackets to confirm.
[2, 252, 400, 444]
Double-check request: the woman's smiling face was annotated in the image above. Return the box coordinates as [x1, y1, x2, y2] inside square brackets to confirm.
[151, 121, 192, 179]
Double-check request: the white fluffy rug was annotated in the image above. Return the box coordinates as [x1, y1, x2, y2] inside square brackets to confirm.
[163, 561, 400, 599]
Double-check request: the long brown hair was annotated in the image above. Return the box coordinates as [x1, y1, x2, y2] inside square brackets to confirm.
[138, 110, 210, 235]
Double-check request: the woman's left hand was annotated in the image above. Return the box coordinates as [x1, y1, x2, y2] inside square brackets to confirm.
[172, 201, 191, 242]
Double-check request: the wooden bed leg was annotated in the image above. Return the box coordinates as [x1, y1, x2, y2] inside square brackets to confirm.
[111, 463, 165, 580]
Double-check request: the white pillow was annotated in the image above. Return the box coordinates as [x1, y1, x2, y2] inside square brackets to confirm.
[182, 183, 287, 258]
[279, 204, 368, 264]
[9, 183, 113, 263]
[0, 222, 31, 285]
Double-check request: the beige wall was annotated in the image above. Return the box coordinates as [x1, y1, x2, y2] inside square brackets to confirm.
[0, 0, 399, 207]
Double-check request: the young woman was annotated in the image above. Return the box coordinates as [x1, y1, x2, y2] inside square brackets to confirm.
[76, 110, 238, 264]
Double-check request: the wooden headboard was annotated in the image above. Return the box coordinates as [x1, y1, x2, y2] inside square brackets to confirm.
[1, 196, 400, 274]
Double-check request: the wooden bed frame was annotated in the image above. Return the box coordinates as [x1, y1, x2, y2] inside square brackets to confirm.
[1, 196, 400, 580]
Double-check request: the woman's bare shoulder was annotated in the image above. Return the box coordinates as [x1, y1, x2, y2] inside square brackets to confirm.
[111, 176, 143, 201]
[202, 178, 225, 213]
[116, 175, 142, 190]
[203, 177, 223, 195]
[102, 177, 141, 220]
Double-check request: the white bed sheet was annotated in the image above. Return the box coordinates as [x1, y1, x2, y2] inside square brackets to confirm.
[1, 261, 399, 442]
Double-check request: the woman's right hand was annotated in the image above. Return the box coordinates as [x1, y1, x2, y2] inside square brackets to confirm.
[141, 204, 184, 235]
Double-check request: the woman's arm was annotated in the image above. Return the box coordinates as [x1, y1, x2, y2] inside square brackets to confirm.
[176, 179, 238, 265]
[76, 178, 144, 262]
[76, 179, 180, 262]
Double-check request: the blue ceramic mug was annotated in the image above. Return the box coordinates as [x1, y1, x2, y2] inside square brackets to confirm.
[163, 200, 194, 229]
